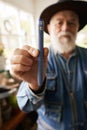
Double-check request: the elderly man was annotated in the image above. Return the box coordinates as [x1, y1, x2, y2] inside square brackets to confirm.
[10, 0, 87, 130]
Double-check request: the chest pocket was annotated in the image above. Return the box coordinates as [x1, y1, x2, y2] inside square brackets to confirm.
[45, 72, 62, 103]
[44, 72, 63, 122]
[46, 72, 57, 91]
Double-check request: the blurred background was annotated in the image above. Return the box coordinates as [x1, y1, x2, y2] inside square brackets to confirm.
[0, 0, 87, 70]
[0, 0, 87, 130]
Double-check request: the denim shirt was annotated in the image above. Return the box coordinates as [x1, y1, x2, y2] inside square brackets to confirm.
[17, 46, 87, 130]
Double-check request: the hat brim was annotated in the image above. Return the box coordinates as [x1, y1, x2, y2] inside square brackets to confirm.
[40, 1, 87, 34]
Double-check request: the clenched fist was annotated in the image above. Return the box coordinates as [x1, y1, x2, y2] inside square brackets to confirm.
[10, 45, 48, 91]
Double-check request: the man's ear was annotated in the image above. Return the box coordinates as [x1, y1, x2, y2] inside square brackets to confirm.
[47, 24, 50, 34]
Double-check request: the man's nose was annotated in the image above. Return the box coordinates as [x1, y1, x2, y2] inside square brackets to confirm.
[61, 22, 69, 31]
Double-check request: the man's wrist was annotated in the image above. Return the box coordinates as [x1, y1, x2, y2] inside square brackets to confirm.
[30, 78, 46, 94]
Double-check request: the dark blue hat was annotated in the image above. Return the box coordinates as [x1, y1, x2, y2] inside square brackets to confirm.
[40, 0, 87, 34]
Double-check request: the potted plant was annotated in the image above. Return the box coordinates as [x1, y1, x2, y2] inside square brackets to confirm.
[0, 43, 6, 71]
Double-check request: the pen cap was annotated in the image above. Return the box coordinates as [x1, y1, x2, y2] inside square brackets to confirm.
[38, 19, 44, 52]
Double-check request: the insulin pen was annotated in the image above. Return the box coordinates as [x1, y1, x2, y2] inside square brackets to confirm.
[38, 19, 44, 87]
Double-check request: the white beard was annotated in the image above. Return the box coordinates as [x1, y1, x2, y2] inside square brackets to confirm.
[50, 31, 76, 54]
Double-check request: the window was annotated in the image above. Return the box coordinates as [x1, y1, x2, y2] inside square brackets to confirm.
[76, 25, 87, 48]
[0, 1, 35, 70]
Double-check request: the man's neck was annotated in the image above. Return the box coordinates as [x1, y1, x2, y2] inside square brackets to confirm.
[61, 49, 75, 59]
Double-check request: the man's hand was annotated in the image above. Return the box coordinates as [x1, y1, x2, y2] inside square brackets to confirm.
[10, 45, 48, 91]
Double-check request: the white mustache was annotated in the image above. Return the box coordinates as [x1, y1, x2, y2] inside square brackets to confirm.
[57, 32, 73, 39]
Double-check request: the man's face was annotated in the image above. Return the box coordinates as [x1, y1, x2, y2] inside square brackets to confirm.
[47, 10, 79, 54]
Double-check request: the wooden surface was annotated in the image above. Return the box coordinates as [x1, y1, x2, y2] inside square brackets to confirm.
[0, 109, 27, 130]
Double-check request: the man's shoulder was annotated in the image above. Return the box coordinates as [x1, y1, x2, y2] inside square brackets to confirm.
[76, 46, 87, 64]
[76, 46, 87, 50]
[76, 46, 87, 54]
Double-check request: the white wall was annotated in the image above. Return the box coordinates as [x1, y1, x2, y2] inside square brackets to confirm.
[2, 0, 34, 14]
[33, 0, 58, 42]
[2, 0, 58, 19]
[34, 0, 57, 19]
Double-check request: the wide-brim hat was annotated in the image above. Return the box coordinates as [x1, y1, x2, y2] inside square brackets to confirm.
[40, 0, 87, 34]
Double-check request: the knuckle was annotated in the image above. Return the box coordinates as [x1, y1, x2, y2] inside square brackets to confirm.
[13, 48, 20, 54]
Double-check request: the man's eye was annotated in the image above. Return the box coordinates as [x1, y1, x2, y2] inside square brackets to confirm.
[55, 21, 62, 26]
[69, 21, 76, 26]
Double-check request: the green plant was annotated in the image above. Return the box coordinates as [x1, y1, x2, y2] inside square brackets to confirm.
[0, 43, 4, 56]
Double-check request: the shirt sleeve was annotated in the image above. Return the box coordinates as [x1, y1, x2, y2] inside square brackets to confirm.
[16, 81, 46, 112]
